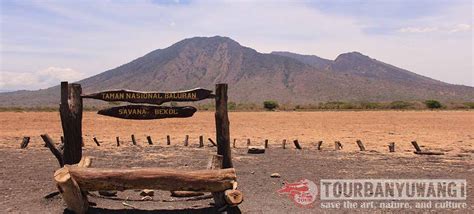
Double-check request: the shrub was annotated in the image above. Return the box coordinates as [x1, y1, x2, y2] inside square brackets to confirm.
[463, 102, 474, 109]
[263, 100, 279, 111]
[389, 101, 412, 109]
[228, 102, 236, 110]
[424, 100, 442, 109]
[359, 102, 381, 109]
[319, 101, 353, 109]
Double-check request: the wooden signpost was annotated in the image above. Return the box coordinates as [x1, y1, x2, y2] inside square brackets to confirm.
[82, 88, 214, 105]
[97, 105, 197, 120]
[55, 81, 238, 213]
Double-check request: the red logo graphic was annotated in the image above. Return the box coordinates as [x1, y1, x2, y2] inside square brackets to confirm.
[278, 179, 318, 207]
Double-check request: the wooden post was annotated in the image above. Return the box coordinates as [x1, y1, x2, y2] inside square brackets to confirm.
[184, 135, 189, 146]
[293, 140, 302, 149]
[60, 82, 83, 165]
[317, 141, 323, 150]
[282, 139, 286, 149]
[411, 141, 421, 152]
[146, 136, 153, 145]
[335, 141, 342, 150]
[389, 142, 395, 152]
[264, 139, 269, 148]
[199, 135, 204, 147]
[215, 84, 232, 168]
[131, 134, 137, 145]
[356, 140, 366, 151]
[233, 139, 236, 148]
[116, 137, 120, 147]
[93, 137, 100, 146]
[20, 137, 30, 149]
[247, 139, 251, 147]
[167, 135, 171, 145]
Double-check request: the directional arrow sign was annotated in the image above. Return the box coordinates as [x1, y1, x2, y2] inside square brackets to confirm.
[82, 88, 214, 105]
[97, 105, 197, 120]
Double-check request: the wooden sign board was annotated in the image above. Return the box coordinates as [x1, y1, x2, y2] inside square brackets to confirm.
[82, 88, 214, 105]
[98, 105, 197, 120]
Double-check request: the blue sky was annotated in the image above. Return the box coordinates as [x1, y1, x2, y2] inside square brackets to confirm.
[0, 0, 472, 91]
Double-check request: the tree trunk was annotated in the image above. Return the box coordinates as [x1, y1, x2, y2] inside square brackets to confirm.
[64, 166, 236, 192]
[215, 84, 232, 168]
[60, 82, 83, 165]
[54, 156, 91, 214]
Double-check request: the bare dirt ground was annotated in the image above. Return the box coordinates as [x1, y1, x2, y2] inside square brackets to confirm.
[0, 111, 473, 213]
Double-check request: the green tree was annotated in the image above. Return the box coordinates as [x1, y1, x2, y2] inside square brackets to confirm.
[263, 100, 279, 111]
[424, 100, 442, 109]
[389, 101, 412, 109]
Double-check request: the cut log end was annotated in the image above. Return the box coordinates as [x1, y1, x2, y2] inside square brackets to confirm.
[54, 166, 89, 214]
[224, 189, 243, 206]
[54, 167, 71, 183]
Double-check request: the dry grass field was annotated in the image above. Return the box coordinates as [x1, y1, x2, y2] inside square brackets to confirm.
[1, 111, 473, 155]
[0, 111, 473, 213]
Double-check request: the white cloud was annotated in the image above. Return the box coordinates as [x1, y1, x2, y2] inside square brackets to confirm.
[398, 23, 471, 34]
[1, 0, 472, 89]
[449, 23, 471, 33]
[0, 67, 85, 91]
[398, 26, 439, 33]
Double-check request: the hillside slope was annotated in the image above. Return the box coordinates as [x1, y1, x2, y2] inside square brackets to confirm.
[1, 36, 473, 107]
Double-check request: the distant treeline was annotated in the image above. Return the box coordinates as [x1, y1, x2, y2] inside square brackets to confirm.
[196, 100, 474, 111]
[1, 100, 473, 112]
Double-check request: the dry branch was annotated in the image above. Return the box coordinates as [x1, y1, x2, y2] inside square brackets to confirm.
[93, 137, 100, 146]
[41, 134, 64, 167]
[208, 138, 217, 147]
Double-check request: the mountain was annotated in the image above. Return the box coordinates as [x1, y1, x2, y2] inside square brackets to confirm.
[1, 36, 473, 107]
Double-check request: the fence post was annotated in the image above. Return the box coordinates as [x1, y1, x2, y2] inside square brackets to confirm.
[199, 135, 204, 147]
[60, 81, 83, 165]
[215, 84, 232, 168]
